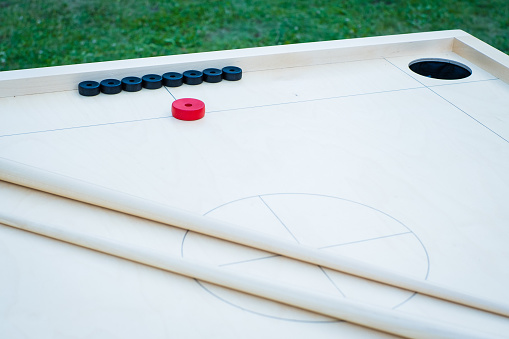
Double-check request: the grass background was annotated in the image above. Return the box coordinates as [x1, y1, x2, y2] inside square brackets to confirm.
[1, 0, 508, 71]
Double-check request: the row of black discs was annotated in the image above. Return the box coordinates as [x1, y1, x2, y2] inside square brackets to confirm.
[78, 66, 242, 96]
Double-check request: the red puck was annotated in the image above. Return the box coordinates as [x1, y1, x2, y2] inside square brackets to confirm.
[171, 98, 205, 121]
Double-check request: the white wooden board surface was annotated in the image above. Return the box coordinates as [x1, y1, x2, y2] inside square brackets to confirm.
[0, 30, 509, 338]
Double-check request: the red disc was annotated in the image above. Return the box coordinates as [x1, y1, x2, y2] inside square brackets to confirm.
[171, 98, 205, 121]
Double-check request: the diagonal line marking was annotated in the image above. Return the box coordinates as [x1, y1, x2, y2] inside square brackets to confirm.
[258, 195, 300, 244]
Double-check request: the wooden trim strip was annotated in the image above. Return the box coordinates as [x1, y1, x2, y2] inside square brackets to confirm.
[453, 35, 509, 84]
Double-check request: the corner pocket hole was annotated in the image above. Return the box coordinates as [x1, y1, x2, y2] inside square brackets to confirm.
[409, 58, 472, 80]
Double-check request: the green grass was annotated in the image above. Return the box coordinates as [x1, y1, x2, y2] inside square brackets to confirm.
[1, 0, 508, 71]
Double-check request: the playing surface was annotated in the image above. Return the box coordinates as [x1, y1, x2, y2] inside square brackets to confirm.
[1, 30, 508, 338]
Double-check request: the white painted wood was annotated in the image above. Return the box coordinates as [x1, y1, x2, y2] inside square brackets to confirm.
[1, 156, 509, 319]
[453, 35, 509, 83]
[0, 212, 496, 339]
[0, 87, 172, 137]
[430, 80, 509, 141]
[1, 30, 509, 339]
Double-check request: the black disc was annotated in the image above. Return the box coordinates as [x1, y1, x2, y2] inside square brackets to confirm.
[78, 81, 100, 96]
[203, 68, 223, 83]
[142, 74, 163, 89]
[121, 76, 142, 92]
[100, 79, 122, 95]
[183, 70, 203, 85]
[222, 66, 242, 81]
[162, 72, 183, 87]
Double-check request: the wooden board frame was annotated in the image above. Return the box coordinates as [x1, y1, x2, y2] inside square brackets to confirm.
[0, 29, 508, 98]
[1, 29, 509, 339]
